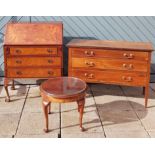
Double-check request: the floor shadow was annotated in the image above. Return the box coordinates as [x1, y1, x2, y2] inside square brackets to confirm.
[53, 100, 148, 132]
[95, 100, 147, 125]
[16, 85, 27, 96]
[90, 83, 155, 99]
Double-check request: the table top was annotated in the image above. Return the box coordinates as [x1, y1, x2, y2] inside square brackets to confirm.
[66, 39, 153, 51]
[40, 77, 87, 98]
[4, 22, 63, 45]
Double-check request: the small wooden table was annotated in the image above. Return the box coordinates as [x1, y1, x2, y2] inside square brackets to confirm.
[40, 77, 87, 133]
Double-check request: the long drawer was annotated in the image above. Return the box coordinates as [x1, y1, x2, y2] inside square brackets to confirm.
[70, 69, 147, 86]
[7, 67, 61, 78]
[71, 58, 147, 72]
[71, 48, 149, 61]
[7, 57, 62, 67]
[7, 47, 59, 56]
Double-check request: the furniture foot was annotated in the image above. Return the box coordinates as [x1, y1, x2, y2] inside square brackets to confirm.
[11, 80, 15, 90]
[77, 98, 85, 131]
[144, 86, 149, 108]
[43, 128, 49, 133]
[80, 127, 86, 132]
[42, 101, 50, 133]
[5, 97, 10, 102]
[4, 86, 10, 102]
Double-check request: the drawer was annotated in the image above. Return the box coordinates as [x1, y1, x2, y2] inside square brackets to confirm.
[7, 57, 62, 67]
[7, 68, 61, 78]
[7, 47, 58, 56]
[71, 58, 148, 72]
[71, 48, 149, 61]
[70, 69, 147, 86]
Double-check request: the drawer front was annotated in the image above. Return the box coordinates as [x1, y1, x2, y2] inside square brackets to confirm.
[7, 57, 62, 67]
[8, 47, 58, 56]
[71, 58, 148, 72]
[71, 48, 149, 61]
[7, 68, 61, 78]
[70, 69, 147, 86]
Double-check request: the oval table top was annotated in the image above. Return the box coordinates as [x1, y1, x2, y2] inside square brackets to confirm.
[40, 77, 87, 98]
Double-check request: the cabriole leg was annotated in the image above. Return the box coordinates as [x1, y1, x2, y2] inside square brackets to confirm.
[77, 98, 85, 131]
[4, 78, 10, 102]
[4, 86, 10, 102]
[42, 101, 50, 133]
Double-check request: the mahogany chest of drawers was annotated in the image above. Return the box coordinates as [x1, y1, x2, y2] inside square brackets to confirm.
[3, 22, 63, 101]
[67, 39, 153, 107]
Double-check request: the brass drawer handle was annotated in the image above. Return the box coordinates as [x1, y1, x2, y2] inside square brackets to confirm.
[129, 64, 133, 69]
[47, 49, 53, 53]
[122, 64, 127, 68]
[16, 49, 22, 54]
[16, 60, 22, 64]
[48, 60, 53, 63]
[84, 73, 94, 79]
[123, 53, 134, 59]
[84, 51, 94, 57]
[122, 64, 133, 70]
[85, 61, 95, 67]
[122, 76, 132, 82]
[47, 71, 53, 75]
[16, 71, 22, 75]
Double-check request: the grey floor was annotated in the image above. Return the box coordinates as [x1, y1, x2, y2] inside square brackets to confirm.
[0, 81, 155, 138]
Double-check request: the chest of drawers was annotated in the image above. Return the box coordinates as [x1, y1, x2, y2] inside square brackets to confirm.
[3, 22, 63, 102]
[67, 39, 153, 107]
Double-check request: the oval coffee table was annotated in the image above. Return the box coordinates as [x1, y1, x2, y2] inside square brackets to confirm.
[40, 77, 87, 133]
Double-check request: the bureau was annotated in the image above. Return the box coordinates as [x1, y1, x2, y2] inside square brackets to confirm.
[3, 22, 63, 102]
[67, 39, 153, 107]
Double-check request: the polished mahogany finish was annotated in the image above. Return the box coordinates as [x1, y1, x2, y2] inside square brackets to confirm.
[67, 39, 153, 107]
[67, 39, 153, 51]
[4, 22, 63, 102]
[4, 22, 63, 45]
[40, 77, 87, 132]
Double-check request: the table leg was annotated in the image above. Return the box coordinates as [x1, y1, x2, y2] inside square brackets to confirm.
[42, 101, 50, 133]
[11, 79, 15, 90]
[77, 98, 85, 132]
[144, 86, 149, 108]
[4, 78, 10, 102]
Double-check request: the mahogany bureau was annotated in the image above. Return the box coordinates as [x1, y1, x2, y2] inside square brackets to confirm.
[3, 22, 63, 102]
[67, 39, 153, 107]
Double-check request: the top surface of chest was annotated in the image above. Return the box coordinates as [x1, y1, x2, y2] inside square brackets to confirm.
[4, 22, 63, 46]
[67, 39, 153, 52]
